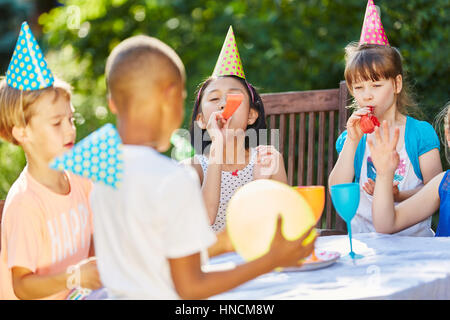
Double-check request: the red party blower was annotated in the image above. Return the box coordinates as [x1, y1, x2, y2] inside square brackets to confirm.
[359, 106, 380, 134]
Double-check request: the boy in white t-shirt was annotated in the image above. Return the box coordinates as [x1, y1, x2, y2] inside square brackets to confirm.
[91, 35, 316, 299]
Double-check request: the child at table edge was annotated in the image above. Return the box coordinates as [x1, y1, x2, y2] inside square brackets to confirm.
[0, 22, 101, 300]
[328, 1, 442, 236]
[370, 103, 450, 236]
[183, 26, 288, 234]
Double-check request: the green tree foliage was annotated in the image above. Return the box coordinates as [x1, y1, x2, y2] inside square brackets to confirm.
[0, 0, 448, 199]
[0, 0, 33, 72]
[0, 0, 33, 197]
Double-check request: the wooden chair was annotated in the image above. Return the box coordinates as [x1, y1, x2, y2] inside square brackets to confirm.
[261, 81, 350, 236]
[0, 200, 4, 247]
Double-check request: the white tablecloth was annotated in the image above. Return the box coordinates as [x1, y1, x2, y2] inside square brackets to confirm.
[208, 233, 450, 300]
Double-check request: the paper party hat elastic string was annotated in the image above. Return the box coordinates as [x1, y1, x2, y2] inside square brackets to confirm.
[195, 79, 254, 105]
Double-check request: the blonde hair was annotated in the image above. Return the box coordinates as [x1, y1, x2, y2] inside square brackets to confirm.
[344, 42, 417, 115]
[434, 102, 450, 163]
[0, 76, 72, 145]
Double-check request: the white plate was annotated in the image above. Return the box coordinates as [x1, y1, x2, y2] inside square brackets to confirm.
[202, 261, 236, 272]
[281, 250, 341, 272]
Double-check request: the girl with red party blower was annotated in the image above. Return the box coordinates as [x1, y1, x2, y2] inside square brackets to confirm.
[329, 1, 442, 236]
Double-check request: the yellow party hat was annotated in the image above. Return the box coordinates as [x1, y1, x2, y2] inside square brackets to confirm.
[212, 26, 245, 79]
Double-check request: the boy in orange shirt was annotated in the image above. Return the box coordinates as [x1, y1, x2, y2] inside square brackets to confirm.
[0, 22, 101, 300]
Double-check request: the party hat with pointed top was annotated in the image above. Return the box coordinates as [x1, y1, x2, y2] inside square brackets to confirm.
[212, 26, 246, 79]
[5, 21, 54, 91]
[50, 124, 124, 189]
[359, 0, 390, 46]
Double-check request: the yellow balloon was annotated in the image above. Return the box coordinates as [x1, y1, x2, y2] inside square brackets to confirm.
[226, 179, 316, 262]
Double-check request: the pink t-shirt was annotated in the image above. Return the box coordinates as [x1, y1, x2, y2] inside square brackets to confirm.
[0, 167, 93, 300]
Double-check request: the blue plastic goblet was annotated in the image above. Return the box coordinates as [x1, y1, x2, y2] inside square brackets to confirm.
[330, 183, 363, 260]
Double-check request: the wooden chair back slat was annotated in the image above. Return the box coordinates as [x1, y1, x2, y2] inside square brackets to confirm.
[262, 89, 340, 115]
[307, 112, 315, 185]
[261, 81, 350, 235]
[317, 111, 326, 186]
[287, 114, 296, 186]
[297, 113, 306, 186]
[326, 110, 336, 229]
[338, 81, 350, 132]
[278, 114, 286, 157]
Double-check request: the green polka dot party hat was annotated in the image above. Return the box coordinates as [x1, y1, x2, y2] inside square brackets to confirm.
[212, 26, 245, 79]
[6, 21, 54, 91]
[50, 124, 124, 189]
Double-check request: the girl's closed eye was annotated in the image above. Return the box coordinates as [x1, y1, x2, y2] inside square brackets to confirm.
[208, 94, 220, 102]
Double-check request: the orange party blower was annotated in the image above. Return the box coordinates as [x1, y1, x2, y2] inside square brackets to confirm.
[222, 93, 244, 120]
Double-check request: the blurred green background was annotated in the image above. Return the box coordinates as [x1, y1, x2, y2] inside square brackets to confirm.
[0, 0, 449, 214]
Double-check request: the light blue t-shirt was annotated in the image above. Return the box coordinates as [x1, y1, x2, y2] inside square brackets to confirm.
[336, 116, 440, 183]
[336, 116, 440, 236]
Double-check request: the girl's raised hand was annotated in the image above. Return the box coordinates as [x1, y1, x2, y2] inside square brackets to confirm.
[367, 120, 400, 177]
[346, 107, 370, 142]
[206, 110, 231, 146]
[253, 145, 282, 179]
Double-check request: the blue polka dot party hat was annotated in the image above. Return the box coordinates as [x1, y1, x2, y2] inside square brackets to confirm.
[5, 21, 54, 91]
[50, 124, 124, 189]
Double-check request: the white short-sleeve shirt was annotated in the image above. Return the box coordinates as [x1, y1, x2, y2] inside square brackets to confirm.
[195, 148, 257, 232]
[90, 145, 216, 299]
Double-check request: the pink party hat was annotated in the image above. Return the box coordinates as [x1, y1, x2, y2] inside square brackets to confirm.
[359, 0, 389, 46]
[212, 26, 245, 79]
